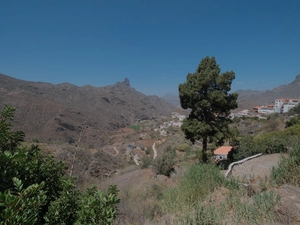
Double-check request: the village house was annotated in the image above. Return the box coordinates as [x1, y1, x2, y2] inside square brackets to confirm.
[274, 98, 299, 113]
[126, 144, 136, 155]
[258, 106, 274, 114]
[237, 109, 249, 117]
[253, 98, 299, 114]
[214, 146, 232, 161]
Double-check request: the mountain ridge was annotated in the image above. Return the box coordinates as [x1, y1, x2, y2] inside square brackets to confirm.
[0, 73, 175, 146]
[161, 75, 300, 111]
[236, 74, 300, 110]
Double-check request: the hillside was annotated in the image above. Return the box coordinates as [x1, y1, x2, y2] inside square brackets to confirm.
[0, 74, 175, 146]
[162, 93, 180, 107]
[237, 74, 300, 109]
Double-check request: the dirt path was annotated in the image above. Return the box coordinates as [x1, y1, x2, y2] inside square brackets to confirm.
[113, 147, 119, 156]
[230, 153, 282, 180]
[152, 142, 157, 159]
[133, 155, 140, 165]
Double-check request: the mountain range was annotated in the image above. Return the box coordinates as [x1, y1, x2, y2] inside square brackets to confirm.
[163, 74, 300, 111]
[1, 73, 300, 146]
[236, 74, 300, 110]
[0, 74, 175, 146]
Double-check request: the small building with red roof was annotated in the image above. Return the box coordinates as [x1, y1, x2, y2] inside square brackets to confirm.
[214, 146, 232, 160]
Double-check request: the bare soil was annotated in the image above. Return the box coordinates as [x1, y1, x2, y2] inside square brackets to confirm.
[230, 153, 282, 180]
[229, 153, 300, 224]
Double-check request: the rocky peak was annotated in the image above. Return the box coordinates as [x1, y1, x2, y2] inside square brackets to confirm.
[291, 74, 300, 84]
[123, 78, 130, 86]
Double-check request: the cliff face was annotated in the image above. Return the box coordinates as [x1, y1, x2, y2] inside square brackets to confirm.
[0, 74, 175, 145]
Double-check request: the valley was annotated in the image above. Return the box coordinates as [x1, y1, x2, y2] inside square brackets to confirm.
[1, 73, 300, 224]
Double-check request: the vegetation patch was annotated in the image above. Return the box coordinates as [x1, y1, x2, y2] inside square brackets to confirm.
[129, 125, 140, 131]
[162, 163, 279, 225]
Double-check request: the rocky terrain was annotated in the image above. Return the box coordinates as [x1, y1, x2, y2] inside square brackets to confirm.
[0, 74, 175, 146]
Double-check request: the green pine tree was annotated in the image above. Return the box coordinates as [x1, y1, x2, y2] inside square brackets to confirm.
[179, 56, 238, 162]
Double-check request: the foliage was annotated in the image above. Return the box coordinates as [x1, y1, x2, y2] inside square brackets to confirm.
[145, 147, 151, 155]
[0, 106, 25, 154]
[287, 103, 300, 115]
[75, 185, 120, 225]
[129, 125, 140, 131]
[285, 114, 300, 128]
[263, 116, 282, 132]
[179, 56, 238, 162]
[163, 163, 279, 225]
[228, 125, 239, 146]
[271, 142, 300, 186]
[163, 164, 238, 211]
[232, 124, 300, 161]
[153, 146, 176, 177]
[174, 143, 189, 152]
[140, 155, 152, 169]
[0, 178, 47, 225]
[0, 105, 120, 224]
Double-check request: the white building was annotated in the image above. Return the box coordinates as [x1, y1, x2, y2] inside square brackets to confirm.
[237, 109, 249, 116]
[178, 115, 186, 121]
[258, 107, 274, 114]
[274, 98, 299, 113]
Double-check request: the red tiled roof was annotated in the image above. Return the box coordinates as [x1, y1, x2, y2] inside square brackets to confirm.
[214, 146, 232, 155]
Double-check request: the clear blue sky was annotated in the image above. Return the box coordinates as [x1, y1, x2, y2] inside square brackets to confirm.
[1, 0, 300, 96]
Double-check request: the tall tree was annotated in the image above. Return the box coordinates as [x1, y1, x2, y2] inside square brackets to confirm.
[179, 56, 238, 162]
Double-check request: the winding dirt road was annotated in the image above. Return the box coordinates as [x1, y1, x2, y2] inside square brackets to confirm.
[230, 153, 282, 179]
[113, 147, 119, 156]
[152, 142, 157, 159]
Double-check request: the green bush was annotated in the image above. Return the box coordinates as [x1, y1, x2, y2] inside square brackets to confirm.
[288, 103, 300, 115]
[233, 136, 260, 161]
[0, 106, 120, 224]
[286, 114, 300, 128]
[0, 178, 47, 225]
[140, 155, 152, 169]
[129, 125, 140, 131]
[163, 163, 278, 225]
[233, 125, 300, 161]
[153, 146, 176, 177]
[271, 142, 300, 187]
[163, 163, 238, 212]
[174, 143, 189, 152]
[145, 147, 151, 155]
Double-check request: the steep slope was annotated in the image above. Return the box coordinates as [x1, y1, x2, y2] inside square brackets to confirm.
[0, 74, 175, 146]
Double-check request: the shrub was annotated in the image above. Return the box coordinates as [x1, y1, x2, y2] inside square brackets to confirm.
[140, 155, 152, 169]
[174, 143, 189, 152]
[129, 125, 140, 131]
[145, 147, 151, 155]
[163, 163, 278, 225]
[233, 136, 259, 161]
[0, 106, 120, 224]
[288, 103, 300, 115]
[285, 114, 300, 128]
[271, 142, 300, 187]
[153, 146, 176, 177]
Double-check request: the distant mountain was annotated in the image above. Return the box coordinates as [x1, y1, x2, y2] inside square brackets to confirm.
[0, 74, 175, 146]
[162, 74, 300, 112]
[235, 90, 262, 99]
[162, 93, 180, 107]
[236, 74, 300, 110]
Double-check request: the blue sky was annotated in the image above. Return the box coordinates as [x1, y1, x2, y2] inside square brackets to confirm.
[1, 0, 300, 96]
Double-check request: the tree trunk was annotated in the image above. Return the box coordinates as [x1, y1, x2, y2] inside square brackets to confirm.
[202, 137, 208, 163]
